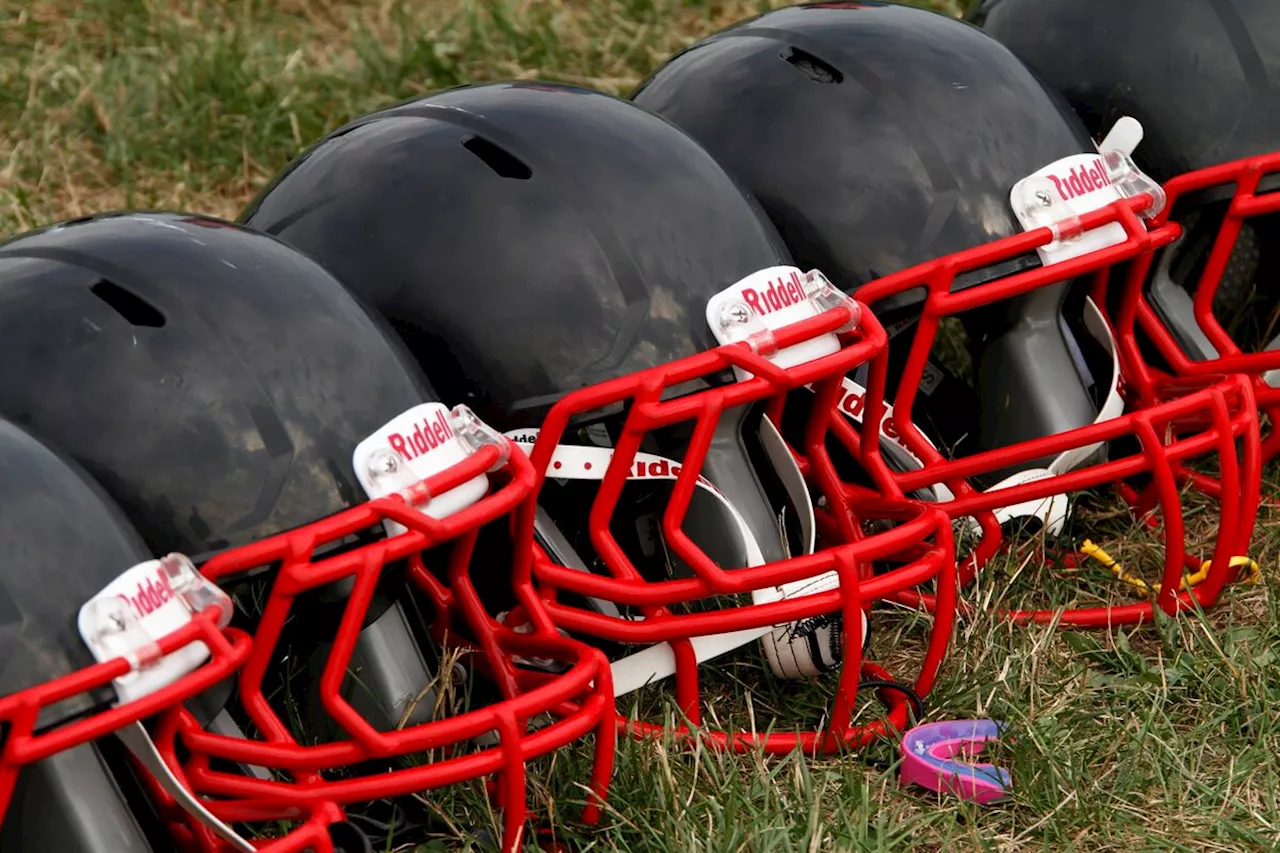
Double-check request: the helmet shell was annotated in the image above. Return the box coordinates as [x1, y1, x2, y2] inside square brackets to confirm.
[973, 0, 1280, 180]
[632, 2, 1095, 294]
[0, 213, 432, 558]
[242, 82, 791, 428]
[0, 417, 150, 722]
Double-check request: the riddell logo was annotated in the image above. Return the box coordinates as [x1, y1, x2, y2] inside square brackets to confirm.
[629, 457, 716, 490]
[123, 569, 176, 619]
[741, 270, 807, 317]
[631, 457, 683, 479]
[837, 384, 927, 466]
[388, 408, 455, 460]
[1046, 158, 1112, 202]
[839, 385, 902, 441]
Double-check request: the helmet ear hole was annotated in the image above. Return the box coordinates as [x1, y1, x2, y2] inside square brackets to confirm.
[780, 46, 842, 84]
[89, 280, 166, 328]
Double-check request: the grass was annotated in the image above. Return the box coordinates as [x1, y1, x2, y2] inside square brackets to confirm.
[2, 1, 1278, 852]
[0, 0, 965, 230]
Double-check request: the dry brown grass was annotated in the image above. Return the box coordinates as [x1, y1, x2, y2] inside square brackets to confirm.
[4, 0, 901, 229]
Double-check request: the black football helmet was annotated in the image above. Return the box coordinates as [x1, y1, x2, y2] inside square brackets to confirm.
[242, 81, 959, 753]
[633, 1, 1106, 464]
[0, 417, 167, 853]
[630, 2, 1261, 626]
[971, 0, 1280, 462]
[0, 212, 614, 852]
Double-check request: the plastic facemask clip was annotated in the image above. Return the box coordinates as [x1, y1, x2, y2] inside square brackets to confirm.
[1014, 177, 1086, 245]
[81, 554, 231, 674]
[161, 553, 233, 631]
[364, 446, 432, 506]
[715, 299, 779, 357]
[81, 598, 164, 674]
[1101, 149, 1167, 220]
[449, 404, 510, 472]
[801, 269, 862, 334]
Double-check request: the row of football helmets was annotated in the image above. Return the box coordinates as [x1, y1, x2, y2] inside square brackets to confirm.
[1, 2, 1277, 851]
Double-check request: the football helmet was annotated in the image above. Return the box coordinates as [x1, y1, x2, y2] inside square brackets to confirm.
[972, 0, 1280, 463]
[242, 81, 959, 754]
[632, 2, 1261, 625]
[0, 213, 613, 852]
[0, 416, 178, 853]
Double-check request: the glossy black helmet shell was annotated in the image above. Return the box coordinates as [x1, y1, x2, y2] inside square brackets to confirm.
[971, 0, 1280, 181]
[0, 417, 150, 721]
[241, 81, 792, 429]
[632, 2, 1110, 475]
[0, 212, 432, 560]
[631, 1, 1096, 296]
[0, 417, 161, 853]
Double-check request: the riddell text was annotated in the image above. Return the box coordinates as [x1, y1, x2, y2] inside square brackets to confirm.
[388, 408, 455, 460]
[742, 270, 807, 317]
[125, 569, 176, 619]
[1047, 157, 1112, 201]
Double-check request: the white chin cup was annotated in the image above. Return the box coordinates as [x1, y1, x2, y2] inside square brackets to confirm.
[758, 571, 870, 680]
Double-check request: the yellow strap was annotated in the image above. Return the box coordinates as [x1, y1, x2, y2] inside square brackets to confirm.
[1224, 555, 1264, 586]
[1079, 539, 1261, 597]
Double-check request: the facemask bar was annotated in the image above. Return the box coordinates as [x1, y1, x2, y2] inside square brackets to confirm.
[1114, 150, 1280, 465]
[0, 600, 248, 825]
[815, 190, 1260, 626]
[0, 433, 614, 853]
[510, 300, 958, 755]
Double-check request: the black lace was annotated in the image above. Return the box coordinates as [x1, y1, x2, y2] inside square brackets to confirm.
[857, 677, 925, 722]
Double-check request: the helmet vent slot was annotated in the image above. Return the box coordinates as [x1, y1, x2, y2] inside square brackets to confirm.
[780, 46, 842, 84]
[462, 135, 532, 180]
[90, 280, 166, 328]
